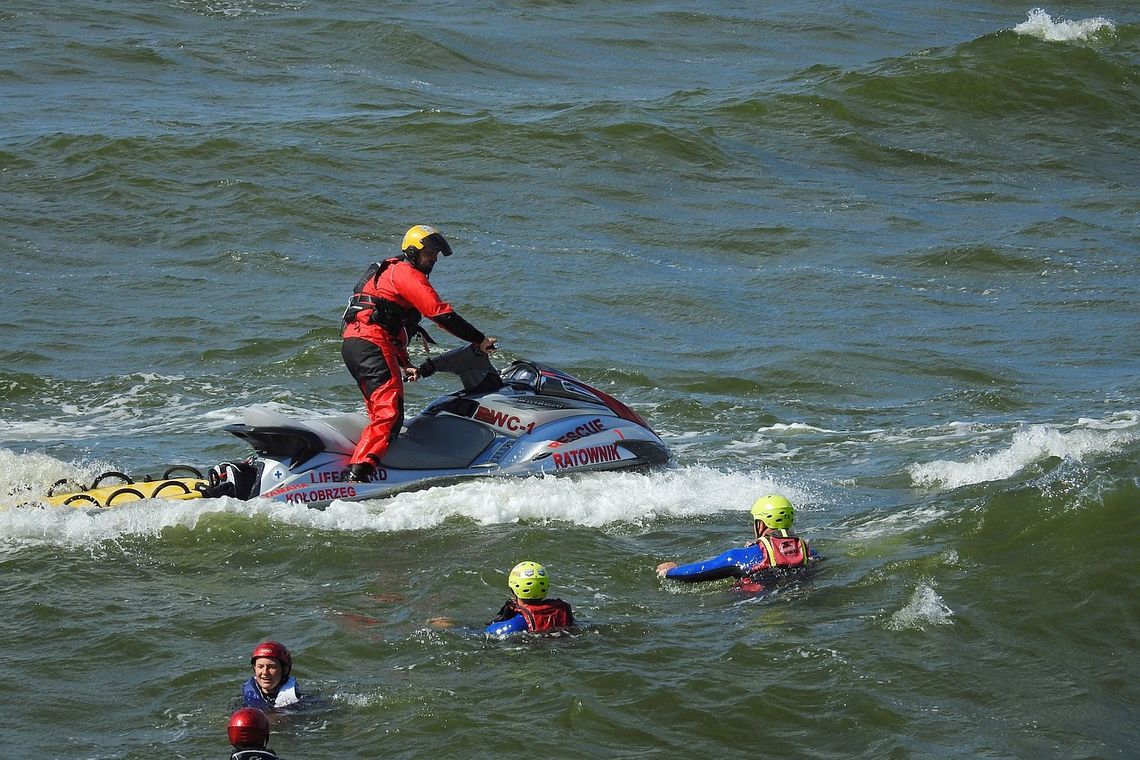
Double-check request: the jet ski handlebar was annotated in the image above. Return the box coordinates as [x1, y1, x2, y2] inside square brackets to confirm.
[417, 343, 505, 393]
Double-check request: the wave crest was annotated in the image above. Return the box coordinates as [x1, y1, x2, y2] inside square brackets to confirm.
[1014, 8, 1116, 43]
[908, 412, 1139, 490]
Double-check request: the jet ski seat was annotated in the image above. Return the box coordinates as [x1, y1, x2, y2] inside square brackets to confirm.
[381, 414, 497, 470]
[235, 406, 494, 470]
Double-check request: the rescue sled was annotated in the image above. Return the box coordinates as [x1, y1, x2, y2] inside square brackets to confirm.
[43, 467, 207, 508]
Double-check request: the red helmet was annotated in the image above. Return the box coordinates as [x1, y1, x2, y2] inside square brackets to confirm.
[227, 707, 269, 748]
[250, 640, 292, 680]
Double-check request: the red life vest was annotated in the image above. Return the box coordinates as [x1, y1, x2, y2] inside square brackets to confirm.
[753, 533, 810, 570]
[507, 598, 574, 633]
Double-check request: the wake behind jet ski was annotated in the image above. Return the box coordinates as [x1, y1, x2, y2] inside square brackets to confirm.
[200, 345, 671, 508]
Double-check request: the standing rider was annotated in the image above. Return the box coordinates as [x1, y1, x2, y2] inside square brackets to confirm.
[342, 224, 498, 483]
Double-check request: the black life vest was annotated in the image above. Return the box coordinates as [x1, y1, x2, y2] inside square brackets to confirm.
[230, 749, 279, 760]
[342, 257, 423, 336]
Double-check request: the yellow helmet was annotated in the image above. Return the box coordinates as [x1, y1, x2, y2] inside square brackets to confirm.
[401, 224, 453, 257]
[751, 494, 795, 530]
[508, 561, 549, 600]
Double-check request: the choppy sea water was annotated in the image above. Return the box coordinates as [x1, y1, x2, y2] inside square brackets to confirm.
[1, 3, 1138, 758]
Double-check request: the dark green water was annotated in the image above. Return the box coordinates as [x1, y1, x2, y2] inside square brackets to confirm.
[1, 2, 1138, 758]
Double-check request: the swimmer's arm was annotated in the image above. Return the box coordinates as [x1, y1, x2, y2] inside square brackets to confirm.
[661, 546, 762, 582]
[485, 613, 528, 638]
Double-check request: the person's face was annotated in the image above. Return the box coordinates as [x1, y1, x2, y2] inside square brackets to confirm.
[413, 248, 439, 275]
[253, 657, 283, 692]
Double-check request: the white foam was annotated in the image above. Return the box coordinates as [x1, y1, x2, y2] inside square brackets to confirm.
[0, 418, 102, 442]
[887, 582, 954, 630]
[1013, 8, 1116, 42]
[1, 373, 248, 442]
[0, 462, 809, 546]
[327, 466, 802, 531]
[908, 412, 1138, 490]
[757, 422, 835, 434]
[846, 505, 949, 540]
[0, 495, 223, 547]
[0, 448, 118, 508]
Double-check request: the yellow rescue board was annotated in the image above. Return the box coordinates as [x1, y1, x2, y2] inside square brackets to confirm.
[45, 477, 207, 509]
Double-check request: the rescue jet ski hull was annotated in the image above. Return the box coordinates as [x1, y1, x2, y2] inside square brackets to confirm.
[206, 351, 671, 508]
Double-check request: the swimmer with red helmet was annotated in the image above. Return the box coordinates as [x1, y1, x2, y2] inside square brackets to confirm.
[227, 707, 280, 759]
[241, 641, 302, 710]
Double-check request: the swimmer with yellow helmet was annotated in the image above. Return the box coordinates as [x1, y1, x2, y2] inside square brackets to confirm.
[656, 495, 819, 588]
[485, 561, 575, 637]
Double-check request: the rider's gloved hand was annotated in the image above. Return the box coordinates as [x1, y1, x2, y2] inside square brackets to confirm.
[417, 358, 437, 378]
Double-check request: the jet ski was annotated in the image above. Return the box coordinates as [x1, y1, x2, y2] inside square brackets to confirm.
[33, 347, 669, 510]
[195, 345, 671, 508]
